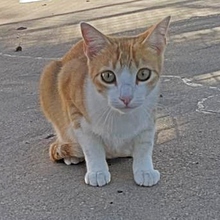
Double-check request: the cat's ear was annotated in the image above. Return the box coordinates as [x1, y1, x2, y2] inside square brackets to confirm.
[142, 16, 171, 54]
[80, 22, 109, 59]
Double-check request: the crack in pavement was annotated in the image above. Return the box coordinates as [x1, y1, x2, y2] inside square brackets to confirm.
[164, 75, 220, 114]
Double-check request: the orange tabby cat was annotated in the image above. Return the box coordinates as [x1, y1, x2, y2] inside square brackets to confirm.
[40, 16, 171, 187]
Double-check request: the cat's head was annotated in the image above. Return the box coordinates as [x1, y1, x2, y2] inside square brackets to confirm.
[81, 17, 171, 114]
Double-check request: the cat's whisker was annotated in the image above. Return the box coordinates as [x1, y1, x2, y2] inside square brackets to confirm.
[94, 107, 110, 127]
[90, 105, 109, 118]
[110, 110, 115, 134]
[103, 108, 113, 131]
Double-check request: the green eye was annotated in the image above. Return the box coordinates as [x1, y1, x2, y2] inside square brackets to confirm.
[136, 68, 151, 81]
[101, 71, 116, 84]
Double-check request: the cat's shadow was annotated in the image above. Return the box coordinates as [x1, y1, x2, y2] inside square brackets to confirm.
[56, 157, 133, 184]
[107, 157, 132, 166]
[57, 157, 132, 167]
[108, 157, 133, 181]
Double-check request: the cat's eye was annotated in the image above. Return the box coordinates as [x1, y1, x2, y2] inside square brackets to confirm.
[101, 71, 116, 84]
[136, 68, 151, 82]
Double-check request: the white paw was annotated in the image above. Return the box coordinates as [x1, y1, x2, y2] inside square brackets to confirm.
[85, 171, 111, 187]
[134, 169, 160, 186]
[64, 157, 84, 165]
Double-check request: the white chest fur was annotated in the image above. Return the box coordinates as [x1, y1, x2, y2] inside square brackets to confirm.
[80, 78, 159, 157]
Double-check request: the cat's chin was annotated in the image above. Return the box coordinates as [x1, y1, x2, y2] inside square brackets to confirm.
[111, 106, 138, 114]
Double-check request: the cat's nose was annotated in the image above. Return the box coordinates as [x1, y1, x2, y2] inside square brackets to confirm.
[119, 84, 133, 106]
[120, 96, 132, 106]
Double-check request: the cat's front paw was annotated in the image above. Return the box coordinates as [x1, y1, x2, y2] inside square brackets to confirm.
[85, 171, 111, 187]
[134, 169, 160, 187]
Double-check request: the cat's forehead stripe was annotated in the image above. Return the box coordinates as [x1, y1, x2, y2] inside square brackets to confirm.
[113, 39, 137, 68]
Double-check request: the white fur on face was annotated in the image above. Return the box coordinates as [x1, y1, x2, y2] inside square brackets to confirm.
[107, 66, 156, 113]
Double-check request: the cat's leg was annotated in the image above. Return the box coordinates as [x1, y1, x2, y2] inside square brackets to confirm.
[132, 126, 160, 187]
[49, 141, 84, 165]
[49, 126, 84, 165]
[74, 129, 110, 187]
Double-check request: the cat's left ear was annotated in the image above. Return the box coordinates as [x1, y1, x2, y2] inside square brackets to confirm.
[80, 22, 109, 59]
[142, 16, 171, 54]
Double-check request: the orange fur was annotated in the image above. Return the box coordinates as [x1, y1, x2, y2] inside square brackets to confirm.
[39, 17, 170, 163]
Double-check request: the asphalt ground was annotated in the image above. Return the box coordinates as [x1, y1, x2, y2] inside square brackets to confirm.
[0, 0, 220, 219]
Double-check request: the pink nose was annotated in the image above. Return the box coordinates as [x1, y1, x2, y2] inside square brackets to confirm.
[120, 97, 132, 106]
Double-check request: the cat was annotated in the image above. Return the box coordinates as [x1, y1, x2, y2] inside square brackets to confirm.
[40, 16, 171, 187]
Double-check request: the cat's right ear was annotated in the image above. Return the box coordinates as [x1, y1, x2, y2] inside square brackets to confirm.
[80, 22, 109, 59]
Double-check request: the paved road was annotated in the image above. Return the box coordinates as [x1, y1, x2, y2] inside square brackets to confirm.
[0, 0, 220, 219]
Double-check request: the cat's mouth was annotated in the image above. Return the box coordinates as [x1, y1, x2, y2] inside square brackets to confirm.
[111, 104, 139, 114]
[123, 105, 136, 110]
[109, 98, 143, 114]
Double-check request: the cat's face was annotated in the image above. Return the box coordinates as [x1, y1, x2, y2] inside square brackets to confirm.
[81, 17, 170, 113]
[88, 41, 161, 113]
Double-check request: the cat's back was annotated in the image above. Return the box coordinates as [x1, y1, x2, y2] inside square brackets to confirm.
[61, 40, 86, 65]
[40, 39, 88, 126]
[59, 40, 88, 98]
